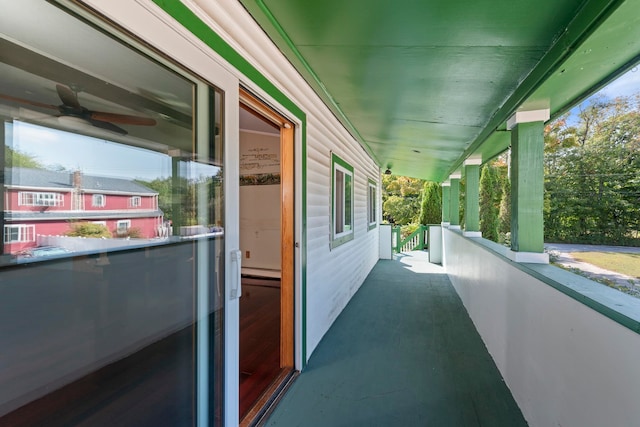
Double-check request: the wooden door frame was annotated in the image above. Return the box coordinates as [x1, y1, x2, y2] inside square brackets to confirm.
[238, 87, 295, 367]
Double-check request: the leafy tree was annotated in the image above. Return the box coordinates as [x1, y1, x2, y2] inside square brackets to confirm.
[382, 175, 424, 197]
[139, 177, 174, 221]
[5, 147, 43, 169]
[383, 195, 421, 225]
[66, 222, 112, 238]
[139, 176, 196, 224]
[479, 165, 499, 241]
[544, 94, 640, 245]
[498, 176, 511, 237]
[116, 227, 142, 238]
[382, 175, 424, 224]
[419, 181, 442, 225]
[400, 222, 421, 239]
[139, 172, 219, 230]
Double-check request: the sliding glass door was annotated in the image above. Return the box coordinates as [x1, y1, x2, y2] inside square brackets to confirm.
[0, 1, 236, 425]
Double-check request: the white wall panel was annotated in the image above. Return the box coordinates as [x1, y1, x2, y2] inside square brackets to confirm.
[304, 115, 379, 355]
[443, 229, 640, 427]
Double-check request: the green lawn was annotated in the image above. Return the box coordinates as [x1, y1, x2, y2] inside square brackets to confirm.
[569, 252, 640, 279]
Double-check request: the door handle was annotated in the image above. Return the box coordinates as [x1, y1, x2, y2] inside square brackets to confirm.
[230, 249, 242, 299]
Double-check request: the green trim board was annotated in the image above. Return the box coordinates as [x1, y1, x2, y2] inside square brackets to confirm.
[449, 179, 460, 226]
[441, 184, 450, 223]
[151, 0, 309, 366]
[464, 164, 480, 233]
[367, 178, 377, 231]
[330, 152, 355, 248]
[510, 121, 544, 253]
[449, 229, 640, 335]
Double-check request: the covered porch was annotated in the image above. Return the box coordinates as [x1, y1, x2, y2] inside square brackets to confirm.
[230, 1, 640, 424]
[265, 250, 527, 426]
[266, 228, 640, 426]
[1, 1, 640, 426]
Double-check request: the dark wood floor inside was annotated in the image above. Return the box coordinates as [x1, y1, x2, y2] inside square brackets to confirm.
[0, 322, 206, 427]
[239, 277, 281, 421]
[0, 278, 281, 426]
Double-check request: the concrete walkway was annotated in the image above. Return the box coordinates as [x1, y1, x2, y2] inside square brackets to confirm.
[265, 252, 527, 427]
[545, 243, 640, 289]
[544, 243, 640, 254]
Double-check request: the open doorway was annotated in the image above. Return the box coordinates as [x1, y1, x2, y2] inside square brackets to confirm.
[238, 89, 295, 424]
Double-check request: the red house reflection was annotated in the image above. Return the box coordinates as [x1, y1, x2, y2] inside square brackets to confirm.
[4, 168, 163, 253]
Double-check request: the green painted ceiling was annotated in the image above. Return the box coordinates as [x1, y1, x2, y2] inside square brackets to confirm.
[239, 0, 640, 181]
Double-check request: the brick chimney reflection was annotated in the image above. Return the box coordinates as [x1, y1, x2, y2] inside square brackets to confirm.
[73, 170, 82, 189]
[72, 170, 83, 210]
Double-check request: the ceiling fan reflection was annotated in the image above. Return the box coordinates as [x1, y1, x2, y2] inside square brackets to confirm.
[0, 84, 156, 135]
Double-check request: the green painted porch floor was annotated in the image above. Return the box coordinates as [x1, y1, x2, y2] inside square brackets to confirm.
[265, 251, 528, 427]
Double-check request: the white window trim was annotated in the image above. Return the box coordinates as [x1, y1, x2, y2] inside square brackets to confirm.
[334, 164, 353, 237]
[331, 153, 354, 248]
[367, 179, 377, 230]
[116, 220, 131, 232]
[4, 224, 36, 243]
[18, 191, 64, 207]
[129, 196, 142, 207]
[92, 194, 106, 207]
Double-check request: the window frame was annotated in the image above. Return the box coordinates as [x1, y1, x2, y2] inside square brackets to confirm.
[92, 194, 106, 207]
[367, 178, 377, 231]
[331, 152, 354, 249]
[18, 191, 64, 207]
[116, 219, 131, 234]
[129, 196, 142, 208]
[4, 224, 36, 243]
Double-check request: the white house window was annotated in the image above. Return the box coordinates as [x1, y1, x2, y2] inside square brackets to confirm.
[331, 153, 354, 248]
[18, 192, 63, 207]
[4, 224, 35, 243]
[92, 194, 106, 207]
[129, 196, 141, 207]
[116, 220, 131, 234]
[368, 179, 377, 230]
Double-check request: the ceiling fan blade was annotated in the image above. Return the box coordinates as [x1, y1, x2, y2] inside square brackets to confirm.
[0, 93, 58, 110]
[88, 118, 128, 135]
[56, 84, 82, 109]
[90, 111, 156, 126]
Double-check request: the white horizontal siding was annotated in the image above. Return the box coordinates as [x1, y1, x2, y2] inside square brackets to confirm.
[305, 120, 379, 353]
[172, 0, 381, 360]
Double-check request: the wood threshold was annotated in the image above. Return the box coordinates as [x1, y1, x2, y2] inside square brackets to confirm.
[240, 368, 297, 427]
